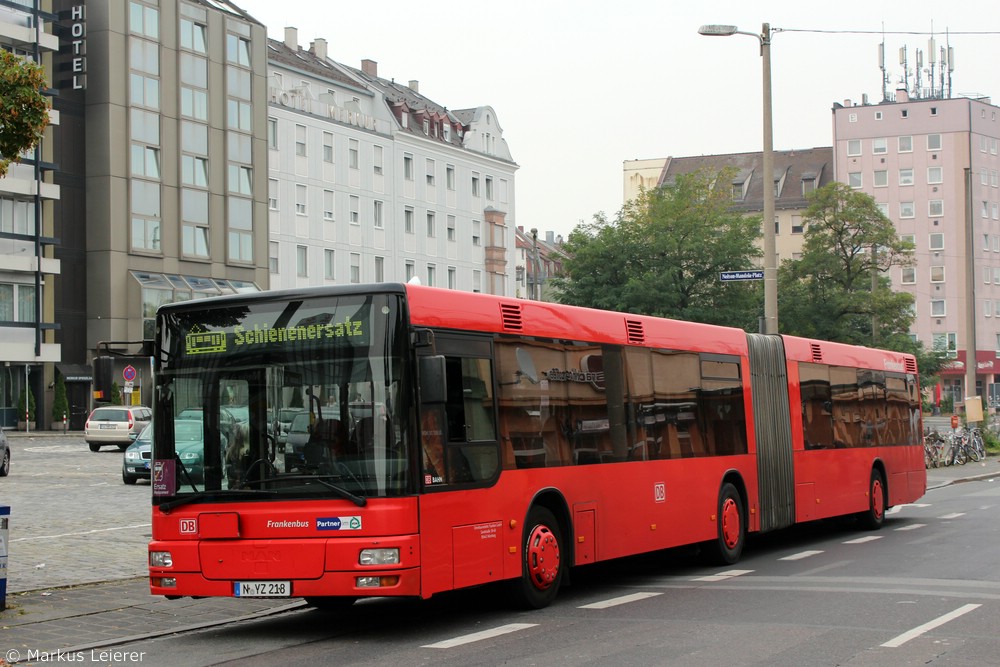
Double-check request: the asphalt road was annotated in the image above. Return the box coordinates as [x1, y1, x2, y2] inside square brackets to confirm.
[1, 433, 151, 593]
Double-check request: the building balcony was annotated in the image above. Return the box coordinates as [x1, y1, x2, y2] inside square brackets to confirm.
[0, 327, 60, 363]
[0, 21, 59, 52]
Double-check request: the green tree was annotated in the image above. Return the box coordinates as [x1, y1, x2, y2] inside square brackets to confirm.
[554, 169, 763, 328]
[0, 50, 49, 177]
[52, 372, 69, 423]
[778, 182, 915, 346]
[18, 387, 36, 422]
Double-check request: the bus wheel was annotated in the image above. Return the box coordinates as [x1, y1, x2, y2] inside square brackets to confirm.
[705, 482, 745, 565]
[511, 506, 563, 609]
[857, 469, 886, 530]
[304, 596, 356, 612]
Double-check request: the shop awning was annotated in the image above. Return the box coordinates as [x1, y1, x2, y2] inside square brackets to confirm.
[56, 363, 93, 382]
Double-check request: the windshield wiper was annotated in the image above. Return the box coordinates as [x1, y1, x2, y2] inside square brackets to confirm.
[158, 489, 270, 513]
[241, 474, 367, 507]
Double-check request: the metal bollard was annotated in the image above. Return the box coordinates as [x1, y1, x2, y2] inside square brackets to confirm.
[0, 505, 9, 610]
[63, 412, 68, 433]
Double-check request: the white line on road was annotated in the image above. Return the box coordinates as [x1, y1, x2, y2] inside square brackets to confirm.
[894, 523, 927, 531]
[881, 603, 981, 648]
[779, 550, 824, 561]
[422, 623, 538, 649]
[578, 592, 663, 609]
[692, 569, 754, 582]
[12, 523, 152, 542]
[940, 512, 966, 520]
[843, 535, 883, 544]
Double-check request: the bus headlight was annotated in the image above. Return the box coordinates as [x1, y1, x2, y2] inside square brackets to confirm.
[149, 551, 173, 567]
[359, 548, 399, 565]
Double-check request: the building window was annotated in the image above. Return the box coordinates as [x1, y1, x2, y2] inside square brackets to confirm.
[485, 176, 493, 200]
[872, 137, 887, 154]
[876, 202, 890, 217]
[227, 164, 252, 195]
[226, 34, 250, 67]
[0, 283, 36, 322]
[898, 136, 912, 152]
[847, 139, 861, 156]
[929, 200, 944, 217]
[181, 189, 208, 257]
[873, 170, 888, 187]
[268, 241, 278, 273]
[801, 177, 816, 196]
[227, 99, 251, 132]
[405, 261, 415, 282]
[295, 124, 306, 156]
[403, 154, 413, 181]
[901, 267, 916, 284]
[350, 253, 361, 284]
[267, 117, 278, 150]
[426, 211, 435, 237]
[447, 215, 456, 242]
[404, 207, 414, 234]
[448, 267, 456, 289]
[791, 215, 804, 234]
[228, 198, 253, 263]
[129, 73, 159, 110]
[373, 145, 383, 175]
[900, 201, 915, 218]
[323, 132, 334, 163]
[130, 180, 160, 253]
[848, 172, 862, 189]
[426, 159, 435, 186]
[132, 145, 161, 179]
[927, 166, 942, 184]
[268, 178, 278, 210]
[929, 233, 944, 250]
[325, 249, 335, 280]
[426, 264, 436, 287]
[129, 1, 159, 38]
[931, 300, 946, 316]
[180, 86, 207, 120]
[296, 184, 307, 215]
[899, 168, 914, 186]
[930, 266, 945, 283]
[472, 220, 481, 246]
[446, 165, 455, 190]
[296, 245, 307, 277]
[927, 134, 942, 150]
[349, 139, 359, 169]
[933, 333, 957, 358]
[374, 256, 384, 282]
[473, 270, 481, 293]
[374, 200, 383, 228]
[472, 173, 480, 197]
[323, 190, 334, 221]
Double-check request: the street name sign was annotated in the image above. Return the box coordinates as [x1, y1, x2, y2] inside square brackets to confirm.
[720, 270, 764, 281]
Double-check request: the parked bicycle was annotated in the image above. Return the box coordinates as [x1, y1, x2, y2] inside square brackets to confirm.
[923, 428, 949, 468]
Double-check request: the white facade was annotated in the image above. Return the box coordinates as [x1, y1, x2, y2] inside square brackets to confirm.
[266, 34, 518, 295]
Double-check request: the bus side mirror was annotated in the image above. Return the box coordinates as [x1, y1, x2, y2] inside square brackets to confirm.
[419, 355, 447, 405]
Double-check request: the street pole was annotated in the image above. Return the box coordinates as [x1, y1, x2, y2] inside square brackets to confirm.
[530, 228, 539, 301]
[760, 23, 778, 334]
[699, 22, 778, 334]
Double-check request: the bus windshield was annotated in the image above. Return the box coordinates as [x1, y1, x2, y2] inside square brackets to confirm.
[151, 292, 411, 503]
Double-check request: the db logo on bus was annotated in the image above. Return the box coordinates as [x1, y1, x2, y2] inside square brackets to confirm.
[654, 483, 666, 503]
[179, 518, 197, 534]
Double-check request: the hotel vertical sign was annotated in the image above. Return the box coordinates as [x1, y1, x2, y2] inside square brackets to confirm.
[62, 4, 86, 90]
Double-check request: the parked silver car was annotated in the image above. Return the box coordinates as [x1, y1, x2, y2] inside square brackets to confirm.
[85, 405, 152, 451]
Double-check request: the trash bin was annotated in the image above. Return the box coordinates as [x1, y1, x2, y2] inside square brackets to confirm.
[0, 505, 8, 610]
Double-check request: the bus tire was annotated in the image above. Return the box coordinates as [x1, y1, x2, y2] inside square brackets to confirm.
[511, 506, 563, 609]
[857, 468, 886, 530]
[705, 482, 745, 565]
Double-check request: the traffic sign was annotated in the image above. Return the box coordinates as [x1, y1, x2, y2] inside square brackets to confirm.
[123, 365, 137, 382]
[720, 270, 764, 282]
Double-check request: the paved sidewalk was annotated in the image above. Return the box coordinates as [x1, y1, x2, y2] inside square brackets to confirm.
[0, 439, 995, 663]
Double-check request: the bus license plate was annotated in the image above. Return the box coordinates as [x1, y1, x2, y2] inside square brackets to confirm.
[234, 581, 290, 598]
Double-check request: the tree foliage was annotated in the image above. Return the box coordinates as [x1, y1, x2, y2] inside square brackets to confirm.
[554, 168, 763, 329]
[778, 182, 917, 348]
[0, 49, 49, 178]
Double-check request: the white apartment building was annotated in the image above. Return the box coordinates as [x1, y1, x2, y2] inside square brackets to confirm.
[267, 29, 518, 296]
[0, 0, 60, 428]
[833, 89, 1000, 402]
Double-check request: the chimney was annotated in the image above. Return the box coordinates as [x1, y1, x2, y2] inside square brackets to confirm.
[284, 26, 298, 50]
[546, 231, 554, 244]
[896, 88, 909, 103]
[361, 59, 377, 77]
[311, 37, 327, 61]
[408, 80, 419, 94]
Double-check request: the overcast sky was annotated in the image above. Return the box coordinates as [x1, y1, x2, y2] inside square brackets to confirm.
[235, 0, 1000, 240]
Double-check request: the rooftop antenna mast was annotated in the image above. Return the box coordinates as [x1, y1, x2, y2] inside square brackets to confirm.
[899, 44, 909, 96]
[879, 27, 890, 102]
[914, 47, 923, 98]
[928, 25, 937, 98]
[945, 30, 955, 99]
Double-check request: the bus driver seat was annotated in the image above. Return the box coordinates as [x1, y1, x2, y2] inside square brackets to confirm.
[304, 418, 345, 471]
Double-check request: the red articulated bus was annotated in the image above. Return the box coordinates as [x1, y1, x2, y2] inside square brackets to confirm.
[148, 283, 926, 609]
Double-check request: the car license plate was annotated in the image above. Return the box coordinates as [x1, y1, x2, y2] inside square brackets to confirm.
[234, 581, 290, 598]
[99, 424, 116, 429]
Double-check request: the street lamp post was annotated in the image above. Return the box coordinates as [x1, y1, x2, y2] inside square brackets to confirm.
[530, 228, 540, 301]
[699, 22, 778, 334]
